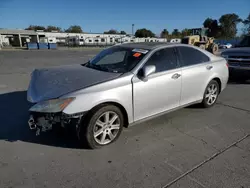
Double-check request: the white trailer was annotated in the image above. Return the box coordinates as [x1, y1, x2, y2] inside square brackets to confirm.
[39, 37, 57, 43]
[67, 36, 85, 46]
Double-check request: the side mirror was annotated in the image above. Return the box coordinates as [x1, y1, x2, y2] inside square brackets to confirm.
[140, 65, 156, 81]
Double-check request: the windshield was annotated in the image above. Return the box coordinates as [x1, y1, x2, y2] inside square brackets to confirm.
[85, 46, 148, 73]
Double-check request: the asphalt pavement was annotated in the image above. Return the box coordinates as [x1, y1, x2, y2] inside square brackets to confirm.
[0, 49, 249, 188]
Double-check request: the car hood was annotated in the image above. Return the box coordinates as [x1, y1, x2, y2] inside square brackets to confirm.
[27, 64, 122, 103]
[221, 47, 250, 55]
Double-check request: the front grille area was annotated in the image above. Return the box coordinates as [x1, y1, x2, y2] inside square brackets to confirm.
[229, 56, 250, 59]
[227, 55, 250, 66]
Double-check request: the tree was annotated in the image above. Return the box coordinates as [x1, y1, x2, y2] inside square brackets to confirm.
[45, 25, 62, 32]
[160, 29, 169, 38]
[104, 29, 118, 34]
[120, 31, 126, 34]
[203, 18, 221, 38]
[219, 13, 242, 39]
[171, 29, 181, 38]
[25, 25, 46, 31]
[181, 28, 191, 37]
[242, 13, 250, 34]
[203, 18, 214, 28]
[65, 25, 83, 33]
[135, 28, 155, 38]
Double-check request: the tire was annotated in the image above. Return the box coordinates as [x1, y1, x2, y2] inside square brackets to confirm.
[209, 43, 219, 54]
[199, 44, 206, 50]
[201, 80, 220, 108]
[77, 105, 124, 149]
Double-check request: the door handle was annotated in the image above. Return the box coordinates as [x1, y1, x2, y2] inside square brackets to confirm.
[172, 73, 181, 79]
[206, 65, 213, 70]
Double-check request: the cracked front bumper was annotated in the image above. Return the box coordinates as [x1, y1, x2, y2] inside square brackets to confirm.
[28, 112, 86, 136]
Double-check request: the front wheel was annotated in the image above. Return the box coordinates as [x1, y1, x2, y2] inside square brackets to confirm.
[201, 80, 219, 108]
[199, 44, 206, 50]
[77, 105, 124, 149]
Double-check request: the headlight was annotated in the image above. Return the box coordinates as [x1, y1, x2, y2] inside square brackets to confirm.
[29, 98, 75, 113]
[221, 54, 228, 59]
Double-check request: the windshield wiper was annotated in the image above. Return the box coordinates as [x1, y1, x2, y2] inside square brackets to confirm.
[97, 65, 118, 73]
[84, 63, 117, 73]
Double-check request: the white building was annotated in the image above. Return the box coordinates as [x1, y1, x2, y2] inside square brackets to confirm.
[0, 29, 39, 47]
[0, 29, 169, 48]
[37, 31, 126, 45]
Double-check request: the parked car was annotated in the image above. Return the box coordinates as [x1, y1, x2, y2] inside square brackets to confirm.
[221, 35, 250, 81]
[219, 43, 232, 49]
[169, 38, 181, 43]
[27, 42, 229, 149]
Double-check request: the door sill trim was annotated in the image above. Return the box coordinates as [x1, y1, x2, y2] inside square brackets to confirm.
[129, 100, 202, 127]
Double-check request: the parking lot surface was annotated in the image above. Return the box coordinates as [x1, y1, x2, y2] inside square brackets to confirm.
[0, 50, 250, 188]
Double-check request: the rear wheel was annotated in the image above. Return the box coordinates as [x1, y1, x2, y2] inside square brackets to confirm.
[201, 80, 219, 108]
[77, 105, 124, 149]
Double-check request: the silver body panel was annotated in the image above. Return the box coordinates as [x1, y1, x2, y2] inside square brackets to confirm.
[28, 43, 229, 125]
[132, 67, 182, 121]
[27, 64, 121, 103]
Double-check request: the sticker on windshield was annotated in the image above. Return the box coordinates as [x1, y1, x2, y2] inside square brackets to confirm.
[133, 52, 142, 57]
[132, 49, 148, 54]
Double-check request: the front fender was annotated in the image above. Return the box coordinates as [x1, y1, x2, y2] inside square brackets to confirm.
[62, 84, 133, 123]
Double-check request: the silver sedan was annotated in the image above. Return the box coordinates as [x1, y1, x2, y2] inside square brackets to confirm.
[27, 42, 229, 149]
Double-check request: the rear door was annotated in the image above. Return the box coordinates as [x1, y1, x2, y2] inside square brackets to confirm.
[176, 46, 212, 105]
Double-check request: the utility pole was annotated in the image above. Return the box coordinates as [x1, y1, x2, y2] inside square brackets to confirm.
[132, 24, 134, 36]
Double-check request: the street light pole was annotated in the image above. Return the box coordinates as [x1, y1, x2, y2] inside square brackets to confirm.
[132, 24, 134, 36]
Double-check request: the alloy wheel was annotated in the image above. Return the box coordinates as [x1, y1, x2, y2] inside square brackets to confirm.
[93, 111, 121, 145]
[205, 83, 218, 105]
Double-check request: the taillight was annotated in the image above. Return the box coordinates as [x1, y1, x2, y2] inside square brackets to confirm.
[226, 62, 229, 68]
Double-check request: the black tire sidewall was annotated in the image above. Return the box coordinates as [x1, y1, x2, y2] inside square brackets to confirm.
[78, 105, 124, 149]
[202, 80, 219, 108]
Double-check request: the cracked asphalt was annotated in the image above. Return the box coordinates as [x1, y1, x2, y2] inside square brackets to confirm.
[0, 50, 250, 188]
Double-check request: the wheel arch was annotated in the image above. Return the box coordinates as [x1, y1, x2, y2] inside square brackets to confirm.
[86, 101, 129, 128]
[211, 77, 222, 93]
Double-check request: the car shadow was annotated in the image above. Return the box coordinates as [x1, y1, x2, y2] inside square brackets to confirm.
[0, 91, 82, 149]
[228, 79, 250, 85]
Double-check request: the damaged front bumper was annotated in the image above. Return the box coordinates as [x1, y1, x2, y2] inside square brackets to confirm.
[28, 112, 85, 136]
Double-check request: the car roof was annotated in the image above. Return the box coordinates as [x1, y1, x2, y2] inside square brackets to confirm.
[118, 42, 174, 50]
[117, 42, 218, 61]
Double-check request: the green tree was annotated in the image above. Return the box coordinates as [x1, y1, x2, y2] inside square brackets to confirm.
[203, 18, 214, 28]
[120, 30, 126, 34]
[135, 28, 155, 38]
[65, 25, 83, 33]
[219, 13, 242, 39]
[171, 29, 181, 38]
[160, 29, 169, 38]
[45, 25, 62, 32]
[104, 29, 118, 34]
[25, 25, 46, 31]
[181, 28, 191, 37]
[242, 13, 250, 34]
[203, 18, 221, 38]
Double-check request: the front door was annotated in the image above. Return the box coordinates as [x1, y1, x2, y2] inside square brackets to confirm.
[132, 47, 182, 122]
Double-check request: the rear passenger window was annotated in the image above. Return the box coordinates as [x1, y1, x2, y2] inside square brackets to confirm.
[144, 48, 178, 73]
[178, 46, 210, 66]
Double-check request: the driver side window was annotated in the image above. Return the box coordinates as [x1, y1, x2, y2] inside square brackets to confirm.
[143, 47, 178, 73]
